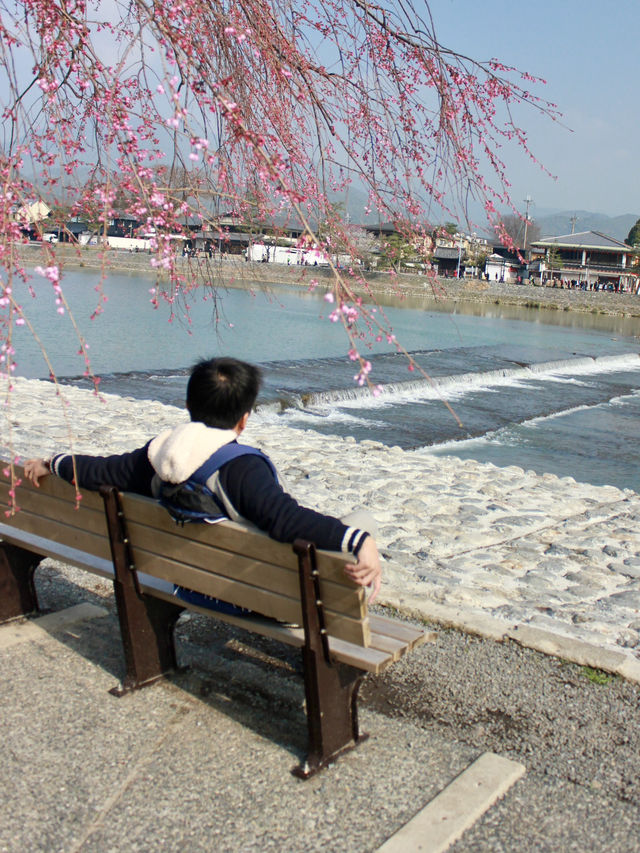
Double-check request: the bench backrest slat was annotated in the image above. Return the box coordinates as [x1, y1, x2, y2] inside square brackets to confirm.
[0, 506, 111, 562]
[131, 550, 369, 645]
[120, 494, 354, 582]
[0, 520, 114, 577]
[126, 519, 366, 618]
[1, 471, 371, 648]
[1, 476, 104, 513]
[0, 480, 111, 562]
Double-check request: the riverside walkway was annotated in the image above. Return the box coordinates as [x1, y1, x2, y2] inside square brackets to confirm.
[2, 379, 640, 848]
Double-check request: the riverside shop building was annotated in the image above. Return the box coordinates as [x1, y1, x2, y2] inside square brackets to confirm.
[528, 231, 639, 292]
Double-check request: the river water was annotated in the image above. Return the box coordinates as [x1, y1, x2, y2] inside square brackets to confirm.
[11, 268, 640, 492]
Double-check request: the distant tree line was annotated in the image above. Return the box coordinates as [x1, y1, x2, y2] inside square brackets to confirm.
[499, 214, 541, 249]
[627, 219, 640, 247]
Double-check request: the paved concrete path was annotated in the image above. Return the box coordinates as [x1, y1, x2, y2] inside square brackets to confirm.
[0, 598, 481, 853]
[2, 568, 640, 852]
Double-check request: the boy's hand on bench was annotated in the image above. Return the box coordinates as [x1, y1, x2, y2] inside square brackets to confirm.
[346, 536, 382, 604]
[24, 458, 50, 486]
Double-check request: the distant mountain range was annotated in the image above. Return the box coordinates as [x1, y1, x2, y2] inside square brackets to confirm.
[533, 211, 639, 243]
[336, 189, 639, 244]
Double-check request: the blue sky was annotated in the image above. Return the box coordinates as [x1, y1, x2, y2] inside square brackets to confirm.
[431, 0, 639, 217]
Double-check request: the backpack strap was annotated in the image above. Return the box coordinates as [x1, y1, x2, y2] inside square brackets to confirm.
[189, 442, 278, 486]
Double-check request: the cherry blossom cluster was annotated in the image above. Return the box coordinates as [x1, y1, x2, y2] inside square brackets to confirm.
[0, 0, 554, 391]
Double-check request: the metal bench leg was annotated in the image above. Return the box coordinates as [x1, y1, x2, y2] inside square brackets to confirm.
[293, 541, 368, 779]
[0, 543, 42, 623]
[100, 486, 184, 696]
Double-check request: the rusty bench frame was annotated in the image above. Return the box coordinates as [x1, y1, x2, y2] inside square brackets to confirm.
[1, 469, 428, 778]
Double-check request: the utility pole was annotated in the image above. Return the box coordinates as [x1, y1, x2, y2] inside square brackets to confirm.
[523, 195, 533, 249]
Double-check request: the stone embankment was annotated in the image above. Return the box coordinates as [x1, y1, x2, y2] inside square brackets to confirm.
[21, 242, 640, 318]
[4, 377, 640, 683]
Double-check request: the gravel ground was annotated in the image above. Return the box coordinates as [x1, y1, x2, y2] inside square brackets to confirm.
[363, 611, 640, 851]
[32, 562, 640, 851]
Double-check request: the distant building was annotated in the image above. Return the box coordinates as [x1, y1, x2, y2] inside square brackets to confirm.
[16, 200, 51, 225]
[529, 231, 639, 291]
[485, 249, 524, 283]
[106, 212, 141, 238]
[433, 246, 462, 277]
[246, 242, 331, 266]
[195, 229, 252, 255]
[363, 221, 403, 238]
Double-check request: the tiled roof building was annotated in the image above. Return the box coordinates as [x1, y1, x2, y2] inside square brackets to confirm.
[529, 231, 638, 290]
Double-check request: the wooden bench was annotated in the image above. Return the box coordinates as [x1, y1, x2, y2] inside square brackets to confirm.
[0, 467, 429, 778]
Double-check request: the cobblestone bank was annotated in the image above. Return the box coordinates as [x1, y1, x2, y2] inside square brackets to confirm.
[4, 378, 640, 683]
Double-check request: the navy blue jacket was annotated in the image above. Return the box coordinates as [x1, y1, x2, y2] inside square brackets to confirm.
[50, 444, 368, 556]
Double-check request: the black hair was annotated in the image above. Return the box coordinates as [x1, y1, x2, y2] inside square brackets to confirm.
[186, 357, 262, 429]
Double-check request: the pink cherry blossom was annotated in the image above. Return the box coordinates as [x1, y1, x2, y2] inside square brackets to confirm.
[0, 0, 556, 485]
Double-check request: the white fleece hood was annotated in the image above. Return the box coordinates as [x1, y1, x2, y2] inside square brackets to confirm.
[147, 422, 238, 483]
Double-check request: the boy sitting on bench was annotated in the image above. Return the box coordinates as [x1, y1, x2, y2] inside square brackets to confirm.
[24, 357, 382, 610]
